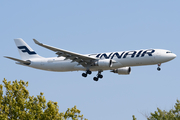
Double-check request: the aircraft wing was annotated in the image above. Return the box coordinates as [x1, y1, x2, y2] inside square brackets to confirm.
[4, 56, 31, 65]
[33, 39, 98, 66]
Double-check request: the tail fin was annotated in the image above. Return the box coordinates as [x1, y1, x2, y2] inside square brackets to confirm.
[14, 38, 43, 60]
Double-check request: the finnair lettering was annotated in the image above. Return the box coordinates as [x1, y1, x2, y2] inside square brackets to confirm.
[18, 46, 37, 55]
[123, 51, 137, 58]
[110, 52, 125, 59]
[96, 49, 155, 59]
[136, 50, 143, 57]
[141, 49, 155, 57]
[100, 53, 113, 59]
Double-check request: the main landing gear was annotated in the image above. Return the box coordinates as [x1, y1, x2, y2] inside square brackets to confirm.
[82, 70, 92, 77]
[82, 70, 103, 81]
[93, 71, 103, 81]
[157, 63, 161, 71]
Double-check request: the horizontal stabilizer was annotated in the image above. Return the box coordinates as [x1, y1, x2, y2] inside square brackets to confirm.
[4, 56, 31, 65]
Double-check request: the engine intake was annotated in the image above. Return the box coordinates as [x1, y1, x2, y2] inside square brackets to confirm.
[111, 67, 131, 75]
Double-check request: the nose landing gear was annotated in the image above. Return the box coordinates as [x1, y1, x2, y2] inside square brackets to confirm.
[157, 63, 161, 71]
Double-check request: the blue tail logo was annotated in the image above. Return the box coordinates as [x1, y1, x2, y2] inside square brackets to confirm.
[18, 46, 36, 55]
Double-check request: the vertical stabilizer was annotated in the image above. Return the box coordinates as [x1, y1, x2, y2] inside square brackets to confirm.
[14, 38, 43, 60]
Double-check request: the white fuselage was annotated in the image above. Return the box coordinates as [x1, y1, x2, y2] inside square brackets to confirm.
[6, 38, 176, 81]
[24, 49, 176, 72]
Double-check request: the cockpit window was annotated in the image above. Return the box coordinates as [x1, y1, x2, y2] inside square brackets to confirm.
[166, 51, 172, 53]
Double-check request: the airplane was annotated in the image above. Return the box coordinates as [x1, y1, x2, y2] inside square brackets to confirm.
[5, 38, 176, 81]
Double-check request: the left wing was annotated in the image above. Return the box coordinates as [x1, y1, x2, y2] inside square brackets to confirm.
[33, 39, 98, 66]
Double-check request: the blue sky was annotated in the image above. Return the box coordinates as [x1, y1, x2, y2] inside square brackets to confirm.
[1, 1, 180, 119]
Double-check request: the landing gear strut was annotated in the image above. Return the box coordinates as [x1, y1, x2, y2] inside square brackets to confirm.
[157, 63, 161, 71]
[93, 71, 103, 81]
[82, 70, 92, 77]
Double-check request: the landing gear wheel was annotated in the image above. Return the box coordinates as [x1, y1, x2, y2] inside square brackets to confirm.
[86, 70, 92, 75]
[93, 77, 98, 81]
[93, 71, 103, 81]
[98, 74, 103, 79]
[157, 67, 161, 71]
[82, 73, 87, 77]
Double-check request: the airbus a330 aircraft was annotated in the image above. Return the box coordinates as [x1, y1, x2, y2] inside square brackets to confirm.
[5, 38, 176, 81]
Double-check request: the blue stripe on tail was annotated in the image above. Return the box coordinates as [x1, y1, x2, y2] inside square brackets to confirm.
[18, 46, 36, 55]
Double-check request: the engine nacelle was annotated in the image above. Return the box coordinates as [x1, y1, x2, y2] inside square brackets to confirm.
[111, 67, 131, 75]
[94, 59, 113, 67]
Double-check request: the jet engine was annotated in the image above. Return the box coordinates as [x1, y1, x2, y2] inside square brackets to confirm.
[94, 59, 114, 67]
[111, 67, 131, 75]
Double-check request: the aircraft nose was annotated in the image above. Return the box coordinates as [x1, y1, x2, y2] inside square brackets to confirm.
[156, 50, 176, 63]
[172, 53, 177, 59]
[168, 53, 176, 60]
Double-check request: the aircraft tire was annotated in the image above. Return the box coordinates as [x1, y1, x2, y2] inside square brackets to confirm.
[93, 77, 98, 81]
[82, 73, 87, 77]
[157, 67, 161, 71]
[86, 70, 92, 74]
[98, 74, 103, 79]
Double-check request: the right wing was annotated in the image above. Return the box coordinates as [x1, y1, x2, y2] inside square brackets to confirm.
[4, 56, 31, 65]
[33, 39, 98, 66]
